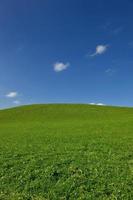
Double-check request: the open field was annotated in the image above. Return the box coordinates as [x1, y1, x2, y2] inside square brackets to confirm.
[1, 104, 133, 199]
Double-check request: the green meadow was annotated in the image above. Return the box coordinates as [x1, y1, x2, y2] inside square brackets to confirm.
[1, 104, 133, 199]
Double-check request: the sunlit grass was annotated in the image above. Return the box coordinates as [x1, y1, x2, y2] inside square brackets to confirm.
[0, 104, 133, 199]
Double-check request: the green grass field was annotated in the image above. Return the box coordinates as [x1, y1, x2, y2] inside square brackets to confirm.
[1, 104, 133, 199]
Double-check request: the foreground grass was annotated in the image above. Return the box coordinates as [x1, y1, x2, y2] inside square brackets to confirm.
[0, 104, 133, 199]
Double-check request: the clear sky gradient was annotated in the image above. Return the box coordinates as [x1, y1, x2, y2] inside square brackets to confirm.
[0, 0, 133, 108]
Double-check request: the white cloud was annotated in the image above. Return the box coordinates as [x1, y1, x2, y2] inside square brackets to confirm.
[90, 45, 108, 57]
[96, 103, 105, 106]
[13, 100, 20, 105]
[89, 103, 105, 106]
[89, 103, 96, 105]
[6, 91, 18, 98]
[53, 62, 70, 72]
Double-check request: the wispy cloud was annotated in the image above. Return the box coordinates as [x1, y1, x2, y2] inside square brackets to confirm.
[111, 27, 123, 35]
[13, 100, 20, 105]
[6, 91, 18, 98]
[105, 68, 116, 76]
[101, 22, 111, 31]
[101, 22, 123, 36]
[90, 45, 108, 57]
[53, 62, 70, 72]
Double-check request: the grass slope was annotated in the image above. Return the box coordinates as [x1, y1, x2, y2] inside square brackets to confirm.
[0, 104, 133, 199]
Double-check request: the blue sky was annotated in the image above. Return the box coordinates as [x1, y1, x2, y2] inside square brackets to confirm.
[0, 0, 133, 108]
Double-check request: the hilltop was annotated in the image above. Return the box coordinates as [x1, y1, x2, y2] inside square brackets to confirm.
[0, 104, 133, 199]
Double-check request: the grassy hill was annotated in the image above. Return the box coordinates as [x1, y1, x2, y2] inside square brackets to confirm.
[1, 104, 133, 199]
